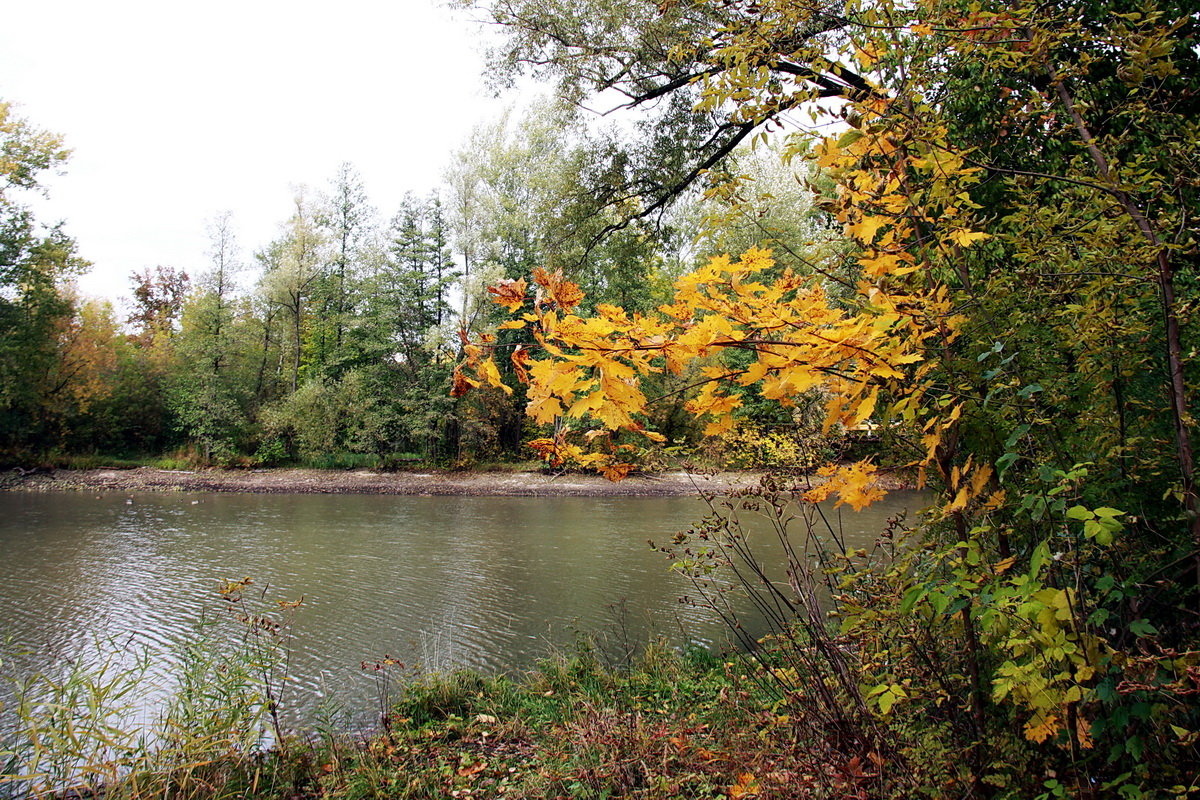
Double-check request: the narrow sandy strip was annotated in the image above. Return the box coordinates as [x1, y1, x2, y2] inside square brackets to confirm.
[0, 467, 771, 497]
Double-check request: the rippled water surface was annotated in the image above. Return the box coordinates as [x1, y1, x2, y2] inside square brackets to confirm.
[0, 489, 923, 726]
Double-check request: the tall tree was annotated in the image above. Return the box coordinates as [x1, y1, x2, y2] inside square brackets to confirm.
[314, 163, 376, 376]
[445, 100, 677, 316]
[170, 213, 250, 461]
[0, 100, 88, 456]
[379, 193, 460, 364]
[424, 192, 456, 328]
[127, 265, 189, 342]
[259, 189, 325, 393]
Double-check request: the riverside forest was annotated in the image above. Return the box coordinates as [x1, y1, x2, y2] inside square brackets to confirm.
[2, 0, 1200, 797]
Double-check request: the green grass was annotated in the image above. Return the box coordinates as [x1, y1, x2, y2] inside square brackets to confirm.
[316, 643, 804, 800]
[297, 452, 383, 470]
[25, 453, 149, 470]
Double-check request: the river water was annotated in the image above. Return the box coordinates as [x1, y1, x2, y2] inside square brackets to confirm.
[0, 489, 923, 728]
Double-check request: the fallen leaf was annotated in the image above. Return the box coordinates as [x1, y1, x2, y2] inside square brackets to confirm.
[729, 772, 760, 799]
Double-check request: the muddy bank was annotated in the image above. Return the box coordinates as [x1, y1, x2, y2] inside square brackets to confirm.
[0, 466, 777, 497]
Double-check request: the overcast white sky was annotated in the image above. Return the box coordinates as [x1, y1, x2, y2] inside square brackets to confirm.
[0, 0, 515, 301]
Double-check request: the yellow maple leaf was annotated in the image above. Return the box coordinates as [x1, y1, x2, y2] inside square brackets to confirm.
[945, 485, 970, 513]
[810, 461, 886, 510]
[858, 251, 904, 278]
[982, 489, 1007, 511]
[853, 388, 880, 425]
[595, 400, 635, 430]
[855, 44, 880, 69]
[737, 246, 774, 272]
[849, 215, 889, 244]
[969, 464, 993, 498]
[703, 416, 736, 437]
[1024, 713, 1060, 744]
[566, 391, 607, 419]
[478, 358, 512, 395]
[526, 394, 564, 425]
[949, 229, 991, 247]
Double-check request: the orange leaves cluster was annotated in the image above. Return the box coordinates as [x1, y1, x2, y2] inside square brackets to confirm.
[485, 267, 586, 315]
[532, 266, 584, 310]
[942, 455, 1003, 516]
[487, 277, 527, 312]
[527, 437, 637, 482]
[451, 336, 512, 398]
[803, 462, 887, 512]
[728, 772, 760, 799]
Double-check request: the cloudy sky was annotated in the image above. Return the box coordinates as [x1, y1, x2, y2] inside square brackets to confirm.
[1, 0, 514, 301]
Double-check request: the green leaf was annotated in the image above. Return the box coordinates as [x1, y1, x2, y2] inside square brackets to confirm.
[836, 129, 864, 148]
[1129, 619, 1157, 637]
[899, 585, 925, 614]
[1066, 505, 1094, 521]
[1030, 542, 1050, 576]
[996, 452, 1019, 477]
[876, 684, 907, 715]
[1004, 425, 1031, 450]
[930, 591, 951, 615]
[977, 341, 1004, 362]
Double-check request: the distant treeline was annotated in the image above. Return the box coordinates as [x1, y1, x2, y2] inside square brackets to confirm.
[1, 100, 831, 467]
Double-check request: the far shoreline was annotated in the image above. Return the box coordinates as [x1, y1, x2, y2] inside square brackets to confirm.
[0, 465, 917, 498]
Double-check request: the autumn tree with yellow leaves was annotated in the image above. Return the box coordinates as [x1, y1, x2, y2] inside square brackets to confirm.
[457, 0, 1200, 794]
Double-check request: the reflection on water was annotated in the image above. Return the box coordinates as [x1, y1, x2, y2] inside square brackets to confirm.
[0, 489, 924, 726]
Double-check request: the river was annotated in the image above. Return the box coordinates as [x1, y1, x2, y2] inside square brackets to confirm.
[0, 489, 923, 728]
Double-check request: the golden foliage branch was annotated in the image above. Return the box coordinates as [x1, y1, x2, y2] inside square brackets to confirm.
[454, 102, 991, 500]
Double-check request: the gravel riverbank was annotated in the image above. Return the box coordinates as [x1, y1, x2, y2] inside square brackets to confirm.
[0, 466, 770, 497]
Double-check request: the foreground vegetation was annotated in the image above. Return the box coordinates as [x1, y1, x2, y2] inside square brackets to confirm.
[269, 644, 965, 800]
[0, 634, 1104, 800]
